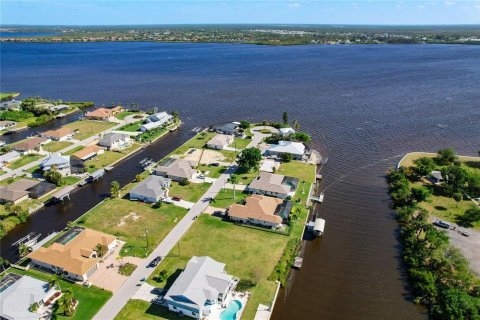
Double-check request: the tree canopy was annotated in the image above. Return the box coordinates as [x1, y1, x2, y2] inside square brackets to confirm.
[436, 148, 458, 166]
[413, 157, 436, 177]
[237, 147, 262, 171]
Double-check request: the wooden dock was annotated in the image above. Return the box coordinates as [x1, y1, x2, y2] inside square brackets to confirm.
[310, 192, 324, 203]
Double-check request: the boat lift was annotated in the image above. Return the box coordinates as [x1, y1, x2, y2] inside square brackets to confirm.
[12, 232, 41, 249]
[310, 192, 325, 203]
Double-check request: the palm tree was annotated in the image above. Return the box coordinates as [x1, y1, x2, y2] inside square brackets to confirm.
[228, 174, 239, 199]
[49, 274, 62, 290]
[18, 244, 29, 257]
[58, 288, 76, 317]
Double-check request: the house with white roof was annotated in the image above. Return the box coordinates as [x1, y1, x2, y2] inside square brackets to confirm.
[164, 256, 237, 319]
[0, 150, 21, 167]
[141, 112, 173, 132]
[265, 140, 305, 160]
[129, 175, 171, 203]
[40, 154, 71, 175]
[279, 127, 295, 137]
[98, 132, 131, 151]
[206, 134, 234, 150]
[0, 273, 58, 320]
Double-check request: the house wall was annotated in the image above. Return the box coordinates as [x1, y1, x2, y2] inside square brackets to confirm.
[30, 259, 96, 282]
[129, 193, 159, 203]
[229, 215, 279, 228]
[0, 194, 29, 205]
[207, 143, 224, 150]
[248, 188, 288, 200]
[167, 301, 201, 319]
[267, 150, 302, 160]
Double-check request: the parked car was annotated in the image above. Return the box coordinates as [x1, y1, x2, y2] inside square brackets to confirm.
[152, 287, 164, 295]
[459, 229, 471, 237]
[210, 162, 220, 167]
[198, 174, 205, 179]
[433, 220, 451, 229]
[149, 256, 162, 267]
[213, 210, 224, 216]
[172, 196, 182, 201]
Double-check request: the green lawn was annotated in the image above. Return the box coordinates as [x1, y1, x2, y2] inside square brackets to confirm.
[116, 299, 183, 320]
[84, 143, 142, 173]
[168, 181, 211, 203]
[171, 132, 217, 157]
[63, 146, 84, 155]
[64, 120, 116, 141]
[119, 122, 142, 132]
[218, 149, 238, 163]
[146, 215, 288, 320]
[235, 166, 259, 185]
[197, 164, 226, 178]
[25, 165, 41, 174]
[211, 188, 249, 209]
[79, 198, 187, 258]
[115, 111, 141, 120]
[7, 154, 43, 169]
[43, 141, 73, 152]
[277, 160, 316, 184]
[232, 138, 251, 150]
[0, 92, 20, 100]
[399, 152, 480, 168]
[6, 268, 112, 320]
[0, 198, 42, 216]
[62, 176, 81, 186]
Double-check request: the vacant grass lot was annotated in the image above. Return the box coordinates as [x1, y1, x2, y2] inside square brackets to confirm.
[115, 111, 141, 120]
[119, 122, 142, 132]
[62, 176, 81, 186]
[147, 215, 288, 320]
[43, 141, 72, 152]
[277, 160, 316, 184]
[63, 145, 84, 155]
[235, 166, 259, 185]
[171, 132, 216, 157]
[64, 120, 116, 141]
[168, 181, 211, 203]
[6, 268, 112, 320]
[84, 143, 142, 173]
[218, 149, 237, 163]
[212, 188, 248, 209]
[7, 154, 43, 169]
[116, 299, 183, 320]
[79, 198, 187, 258]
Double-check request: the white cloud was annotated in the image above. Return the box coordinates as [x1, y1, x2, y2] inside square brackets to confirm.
[418, 4, 425, 9]
[288, 2, 300, 8]
[444, 0, 455, 5]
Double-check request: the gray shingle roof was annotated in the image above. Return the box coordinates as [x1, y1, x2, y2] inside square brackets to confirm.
[99, 132, 129, 147]
[129, 175, 171, 200]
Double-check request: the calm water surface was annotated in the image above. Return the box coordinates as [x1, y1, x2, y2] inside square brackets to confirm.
[1, 42, 479, 320]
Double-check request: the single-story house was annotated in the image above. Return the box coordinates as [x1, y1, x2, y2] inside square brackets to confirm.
[0, 178, 54, 204]
[29, 227, 117, 282]
[14, 137, 49, 154]
[279, 127, 295, 137]
[430, 170, 444, 184]
[129, 175, 171, 203]
[41, 127, 73, 141]
[228, 194, 285, 228]
[141, 112, 173, 132]
[49, 104, 70, 112]
[71, 145, 105, 162]
[40, 154, 71, 175]
[265, 140, 305, 160]
[211, 122, 238, 135]
[98, 132, 131, 151]
[0, 150, 21, 167]
[164, 256, 236, 319]
[0, 273, 58, 320]
[85, 106, 123, 121]
[206, 134, 234, 150]
[247, 172, 299, 199]
[0, 120, 17, 131]
[0, 100, 21, 110]
[153, 158, 197, 182]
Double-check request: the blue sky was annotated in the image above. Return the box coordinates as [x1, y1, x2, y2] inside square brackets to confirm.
[1, 1, 479, 25]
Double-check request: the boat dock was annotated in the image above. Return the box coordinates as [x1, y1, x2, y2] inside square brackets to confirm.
[51, 185, 76, 202]
[293, 256, 303, 269]
[12, 232, 41, 249]
[310, 192, 324, 203]
[89, 168, 105, 182]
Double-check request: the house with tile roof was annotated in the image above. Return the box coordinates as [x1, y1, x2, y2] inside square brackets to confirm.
[228, 194, 286, 228]
[164, 256, 236, 319]
[85, 106, 123, 121]
[28, 227, 117, 282]
[41, 127, 73, 141]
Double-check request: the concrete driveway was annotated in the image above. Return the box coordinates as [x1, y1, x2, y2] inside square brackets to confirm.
[248, 126, 278, 148]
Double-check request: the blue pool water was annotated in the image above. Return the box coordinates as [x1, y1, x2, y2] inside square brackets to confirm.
[220, 300, 242, 320]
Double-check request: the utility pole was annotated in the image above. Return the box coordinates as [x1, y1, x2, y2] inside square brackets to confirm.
[144, 227, 149, 250]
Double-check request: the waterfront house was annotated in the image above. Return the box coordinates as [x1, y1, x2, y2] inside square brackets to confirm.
[0, 120, 17, 131]
[265, 141, 305, 160]
[140, 111, 173, 132]
[206, 134, 234, 150]
[228, 194, 285, 228]
[0, 150, 21, 167]
[0, 273, 59, 320]
[0, 100, 21, 111]
[41, 127, 73, 141]
[0, 179, 55, 204]
[29, 227, 117, 282]
[153, 158, 197, 182]
[247, 172, 298, 199]
[164, 256, 236, 319]
[129, 175, 171, 203]
[49, 104, 70, 112]
[85, 106, 123, 121]
[71, 145, 105, 162]
[211, 122, 238, 135]
[429, 170, 444, 185]
[279, 127, 295, 137]
[14, 137, 49, 155]
[40, 154, 71, 175]
[98, 132, 131, 151]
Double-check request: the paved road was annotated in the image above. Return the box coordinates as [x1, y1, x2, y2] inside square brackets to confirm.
[248, 125, 278, 148]
[93, 165, 238, 320]
[0, 116, 139, 182]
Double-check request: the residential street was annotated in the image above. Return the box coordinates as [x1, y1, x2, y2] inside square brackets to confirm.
[93, 165, 238, 320]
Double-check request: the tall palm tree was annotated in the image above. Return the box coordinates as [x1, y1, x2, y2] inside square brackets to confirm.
[18, 244, 29, 257]
[228, 174, 239, 199]
[49, 274, 62, 290]
[59, 288, 76, 317]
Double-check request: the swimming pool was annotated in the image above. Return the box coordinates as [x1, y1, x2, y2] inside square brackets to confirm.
[220, 300, 242, 320]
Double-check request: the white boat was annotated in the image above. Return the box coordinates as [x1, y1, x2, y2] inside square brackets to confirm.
[313, 218, 326, 236]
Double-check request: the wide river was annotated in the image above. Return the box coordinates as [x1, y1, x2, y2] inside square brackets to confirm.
[1, 42, 479, 320]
